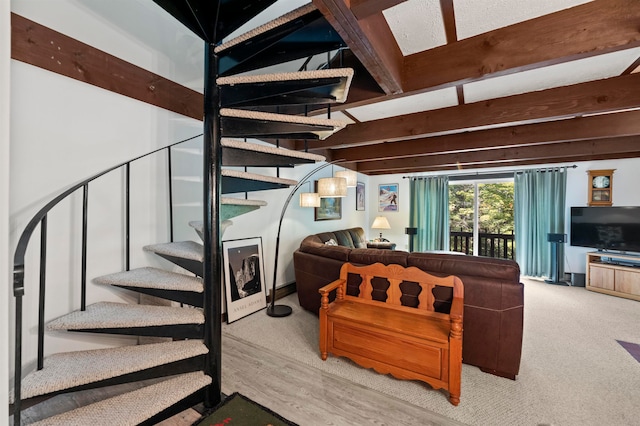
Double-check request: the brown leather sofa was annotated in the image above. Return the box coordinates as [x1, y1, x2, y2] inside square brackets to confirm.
[293, 227, 524, 380]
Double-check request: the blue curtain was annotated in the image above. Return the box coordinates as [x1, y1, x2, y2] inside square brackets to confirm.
[514, 168, 567, 277]
[410, 176, 450, 251]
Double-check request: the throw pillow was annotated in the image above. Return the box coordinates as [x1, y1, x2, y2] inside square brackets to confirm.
[324, 238, 338, 246]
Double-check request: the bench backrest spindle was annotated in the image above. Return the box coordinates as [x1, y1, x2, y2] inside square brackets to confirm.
[340, 262, 462, 313]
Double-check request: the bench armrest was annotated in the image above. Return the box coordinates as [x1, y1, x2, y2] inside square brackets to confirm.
[319, 279, 346, 309]
[319, 279, 345, 296]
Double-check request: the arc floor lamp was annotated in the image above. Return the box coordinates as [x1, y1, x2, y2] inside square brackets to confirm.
[267, 160, 347, 317]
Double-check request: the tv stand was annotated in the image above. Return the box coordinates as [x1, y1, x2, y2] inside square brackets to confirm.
[586, 252, 640, 302]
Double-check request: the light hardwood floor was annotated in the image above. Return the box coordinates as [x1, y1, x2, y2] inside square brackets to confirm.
[12, 334, 465, 426]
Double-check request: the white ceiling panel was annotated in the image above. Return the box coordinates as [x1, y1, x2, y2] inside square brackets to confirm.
[327, 111, 356, 124]
[463, 47, 640, 104]
[454, 0, 593, 40]
[346, 87, 458, 122]
[383, 0, 447, 55]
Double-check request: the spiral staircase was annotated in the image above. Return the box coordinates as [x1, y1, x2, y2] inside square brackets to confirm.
[10, 1, 354, 424]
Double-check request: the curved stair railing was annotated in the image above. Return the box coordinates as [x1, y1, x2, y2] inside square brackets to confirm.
[10, 2, 355, 424]
[11, 133, 202, 419]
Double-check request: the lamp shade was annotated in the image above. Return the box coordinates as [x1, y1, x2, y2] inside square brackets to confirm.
[371, 216, 391, 230]
[317, 177, 347, 197]
[335, 170, 357, 187]
[299, 192, 321, 207]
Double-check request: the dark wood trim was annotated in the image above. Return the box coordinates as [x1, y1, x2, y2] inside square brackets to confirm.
[340, 109, 361, 123]
[439, 0, 457, 43]
[350, 0, 406, 19]
[331, 110, 640, 162]
[403, 0, 640, 92]
[11, 13, 204, 121]
[305, 73, 640, 150]
[268, 282, 297, 304]
[357, 136, 640, 173]
[455, 85, 465, 105]
[622, 56, 640, 75]
[364, 151, 640, 175]
[313, 0, 404, 94]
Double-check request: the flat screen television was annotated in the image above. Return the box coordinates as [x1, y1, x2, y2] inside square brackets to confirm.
[570, 206, 640, 254]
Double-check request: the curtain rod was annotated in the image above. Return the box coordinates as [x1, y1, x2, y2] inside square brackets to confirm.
[402, 164, 578, 180]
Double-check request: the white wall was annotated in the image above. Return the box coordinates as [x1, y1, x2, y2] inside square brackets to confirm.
[564, 158, 640, 274]
[7, 0, 367, 385]
[220, 163, 368, 290]
[9, 0, 201, 379]
[367, 158, 640, 276]
[2, 0, 11, 418]
[366, 174, 412, 249]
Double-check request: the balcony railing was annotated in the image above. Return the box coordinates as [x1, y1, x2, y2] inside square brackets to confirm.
[450, 231, 515, 259]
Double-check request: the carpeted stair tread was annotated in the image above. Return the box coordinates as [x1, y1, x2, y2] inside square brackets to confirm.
[222, 169, 297, 187]
[11, 340, 207, 401]
[94, 267, 203, 293]
[190, 219, 235, 241]
[221, 196, 268, 207]
[221, 108, 346, 140]
[144, 241, 204, 262]
[222, 138, 325, 162]
[221, 108, 345, 129]
[46, 302, 204, 331]
[218, 68, 354, 106]
[218, 68, 353, 86]
[29, 371, 212, 426]
[215, 3, 317, 53]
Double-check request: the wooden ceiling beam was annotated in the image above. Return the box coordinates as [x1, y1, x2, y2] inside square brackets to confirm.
[304, 73, 640, 150]
[313, 0, 404, 94]
[349, 0, 406, 19]
[356, 136, 640, 173]
[365, 152, 640, 175]
[403, 0, 640, 93]
[330, 110, 640, 162]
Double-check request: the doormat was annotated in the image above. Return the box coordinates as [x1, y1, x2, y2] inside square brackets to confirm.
[194, 392, 298, 426]
[617, 340, 640, 363]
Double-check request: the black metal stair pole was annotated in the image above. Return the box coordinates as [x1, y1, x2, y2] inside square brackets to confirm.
[203, 42, 222, 408]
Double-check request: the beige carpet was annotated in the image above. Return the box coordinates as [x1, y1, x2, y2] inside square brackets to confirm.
[222, 278, 640, 426]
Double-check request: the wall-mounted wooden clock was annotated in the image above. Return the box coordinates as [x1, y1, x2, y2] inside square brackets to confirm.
[588, 169, 615, 206]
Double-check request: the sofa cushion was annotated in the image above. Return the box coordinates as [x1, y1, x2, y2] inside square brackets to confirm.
[347, 228, 368, 248]
[349, 248, 408, 267]
[333, 229, 356, 248]
[302, 243, 350, 261]
[407, 253, 520, 282]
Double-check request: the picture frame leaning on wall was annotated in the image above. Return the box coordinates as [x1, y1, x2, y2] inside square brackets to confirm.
[222, 237, 267, 323]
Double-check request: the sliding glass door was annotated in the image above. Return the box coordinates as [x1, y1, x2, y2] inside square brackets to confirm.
[449, 180, 514, 259]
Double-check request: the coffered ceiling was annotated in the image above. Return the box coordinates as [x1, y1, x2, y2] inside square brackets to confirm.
[288, 0, 640, 175]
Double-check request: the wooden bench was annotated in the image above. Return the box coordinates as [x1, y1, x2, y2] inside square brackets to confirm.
[319, 262, 464, 405]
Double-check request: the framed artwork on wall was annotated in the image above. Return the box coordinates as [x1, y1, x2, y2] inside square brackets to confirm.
[222, 237, 267, 323]
[378, 183, 399, 212]
[356, 181, 365, 211]
[314, 180, 342, 220]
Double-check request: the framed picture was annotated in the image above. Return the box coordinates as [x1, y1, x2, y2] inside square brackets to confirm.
[222, 237, 267, 323]
[378, 183, 399, 212]
[356, 182, 365, 211]
[314, 180, 342, 221]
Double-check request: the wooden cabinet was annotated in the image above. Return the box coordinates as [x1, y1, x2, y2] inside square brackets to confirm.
[586, 252, 640, 301]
